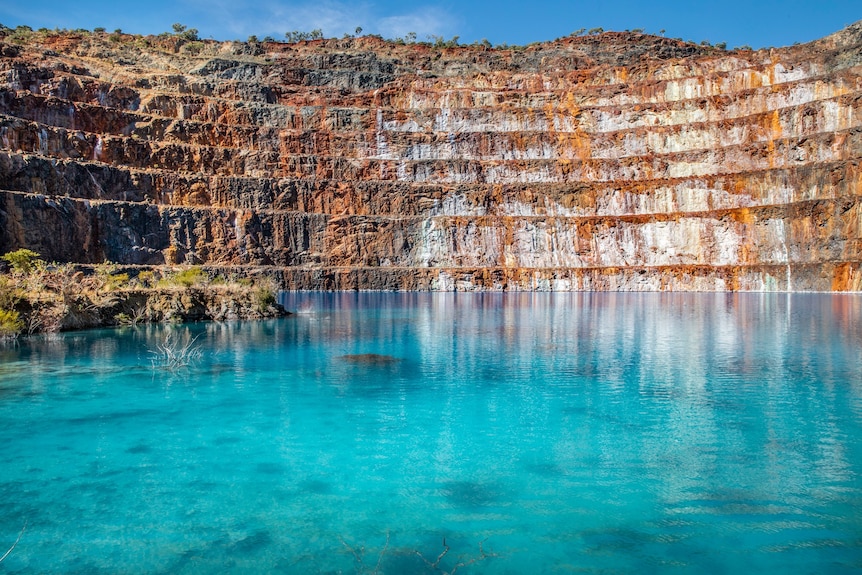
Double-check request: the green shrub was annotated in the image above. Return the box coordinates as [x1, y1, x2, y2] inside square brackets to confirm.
[254, 286, 275, 309]
[182, 41, 204, 55]
[106, 273, 130, 289]
[95, 262, 129, 290]
[135, 270, 156, 288]
[285, 28, 323, 42]
[2, 249, 42, 275]
[171, 23, 199, 41]
[253, 285, 276, 313]
[9, 25, 33, 44]
[0, 309, 24, 338]
[0, 277, 21, 309]
[172, 267, 208, 287]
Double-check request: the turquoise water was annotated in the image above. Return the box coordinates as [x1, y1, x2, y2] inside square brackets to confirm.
[1, 293, 862, 573]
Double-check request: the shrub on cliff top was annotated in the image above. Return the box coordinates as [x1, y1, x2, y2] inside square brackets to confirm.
[428, 35, 460, 48]
[8, 26, 34, 44]
[171, 23, 199, 42]
[285, 29, 323, 43]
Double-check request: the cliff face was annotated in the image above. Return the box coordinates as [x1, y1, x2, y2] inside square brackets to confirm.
[0, 26, 861, 291]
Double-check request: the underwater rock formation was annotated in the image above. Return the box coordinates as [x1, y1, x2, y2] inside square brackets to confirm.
[0, 25, 860, 290]
[340, 353, 401, 365]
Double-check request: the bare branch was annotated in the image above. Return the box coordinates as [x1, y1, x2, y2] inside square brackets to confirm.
[374, 530, 390, 573]
[451, 538, 497, 574]
[339, 536, 365, 567]
[417, 537, 450, 569]
[0, 520, 27, 563]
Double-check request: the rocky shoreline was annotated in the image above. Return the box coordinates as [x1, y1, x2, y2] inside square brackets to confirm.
[0, 252, 288, 337]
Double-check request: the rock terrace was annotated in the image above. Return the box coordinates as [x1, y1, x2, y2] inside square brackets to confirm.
[1, 26, 861, 290]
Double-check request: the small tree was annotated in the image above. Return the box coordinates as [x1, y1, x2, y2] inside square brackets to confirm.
[171, 23, 198, 41]
[355, 26, 363, 35]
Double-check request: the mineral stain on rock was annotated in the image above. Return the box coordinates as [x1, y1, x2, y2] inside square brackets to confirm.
[0, 24, 861, 291]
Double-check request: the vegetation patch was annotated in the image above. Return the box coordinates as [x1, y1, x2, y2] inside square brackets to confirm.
[0, 251, 287, 337]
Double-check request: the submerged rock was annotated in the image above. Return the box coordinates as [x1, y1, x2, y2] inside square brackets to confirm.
[339, 353, 401, 365]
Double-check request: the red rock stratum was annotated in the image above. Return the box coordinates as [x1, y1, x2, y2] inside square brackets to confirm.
[1, 25, 861, 290]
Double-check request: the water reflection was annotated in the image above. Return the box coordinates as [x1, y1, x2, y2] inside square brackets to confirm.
[276, 292, 862, 515]
[279, 292, 862, 395]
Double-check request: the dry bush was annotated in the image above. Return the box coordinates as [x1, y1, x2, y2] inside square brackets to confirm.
[148, 331, 203, 369]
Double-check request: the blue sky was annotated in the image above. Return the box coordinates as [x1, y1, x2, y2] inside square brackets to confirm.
[1, 0, 859, 49]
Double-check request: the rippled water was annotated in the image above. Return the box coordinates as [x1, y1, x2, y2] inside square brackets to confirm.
[1, 293, 861, 573]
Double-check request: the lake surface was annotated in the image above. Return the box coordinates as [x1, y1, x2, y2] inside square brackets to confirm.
[1, 293, 861, 573]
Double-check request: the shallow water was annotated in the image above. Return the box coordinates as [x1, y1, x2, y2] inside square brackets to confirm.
[1, 292, 861, 573]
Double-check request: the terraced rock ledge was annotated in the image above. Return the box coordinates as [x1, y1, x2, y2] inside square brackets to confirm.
[1, 25, 861, 291]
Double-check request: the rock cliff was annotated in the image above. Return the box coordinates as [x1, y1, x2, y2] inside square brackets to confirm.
[0, 25, 860, 291]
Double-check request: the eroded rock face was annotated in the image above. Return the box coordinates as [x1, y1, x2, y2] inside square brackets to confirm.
[0, 28, 861, 290]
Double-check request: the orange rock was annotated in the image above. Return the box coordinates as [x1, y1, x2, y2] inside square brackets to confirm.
[0, 26, 861, 290]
